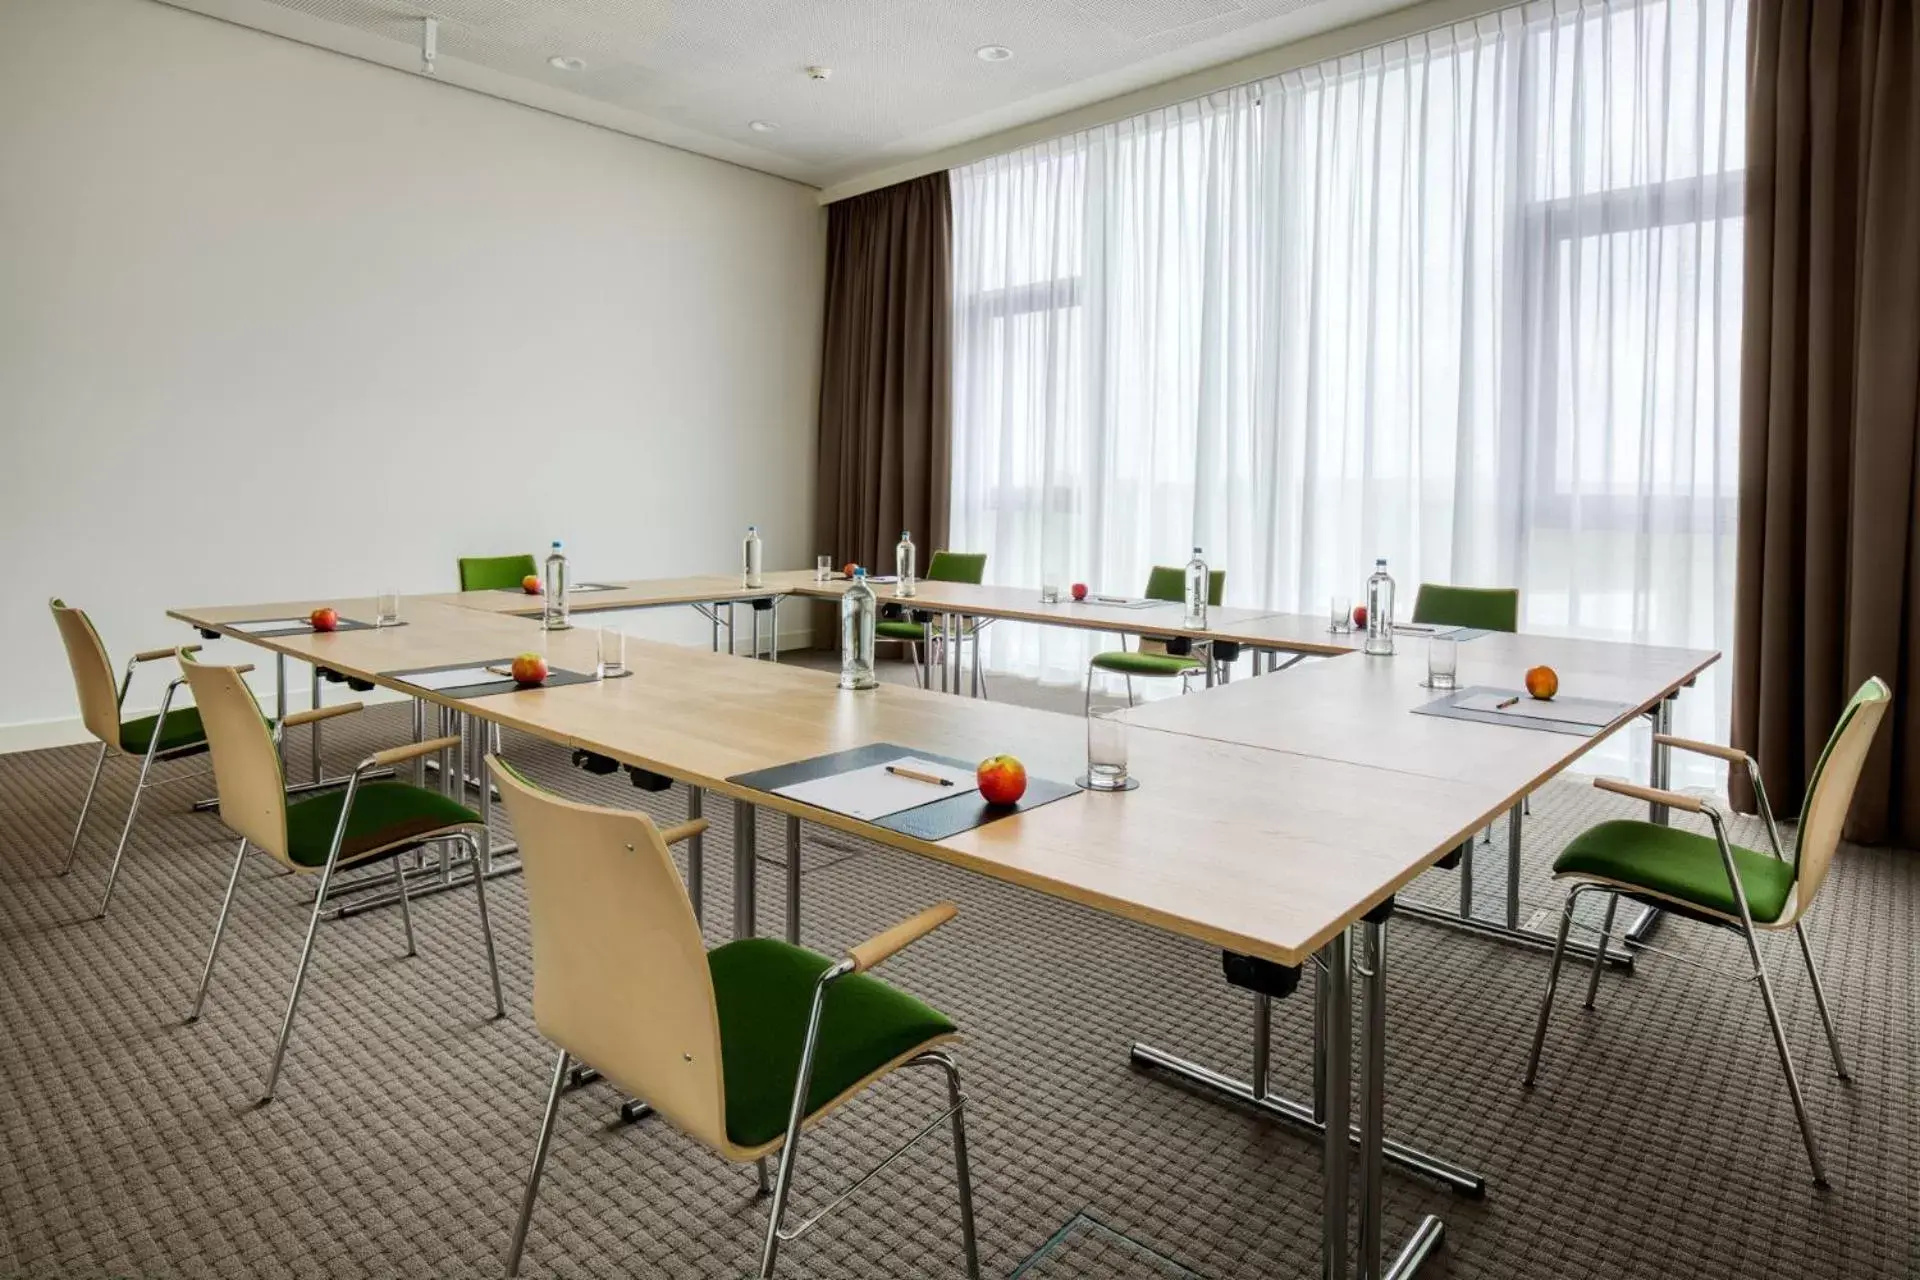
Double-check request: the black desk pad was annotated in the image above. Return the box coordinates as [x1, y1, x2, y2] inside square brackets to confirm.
[381, 658, 599, 701]
[730, 742, 1079, 842]
[219, 616, 381, 638]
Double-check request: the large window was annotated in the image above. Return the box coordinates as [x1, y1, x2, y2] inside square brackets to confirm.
[951, 0, 1747, 787]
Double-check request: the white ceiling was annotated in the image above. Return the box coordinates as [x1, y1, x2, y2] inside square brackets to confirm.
[156, 0, 1423, 189]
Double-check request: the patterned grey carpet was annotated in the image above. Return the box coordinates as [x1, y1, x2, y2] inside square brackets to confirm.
[2, 681, 1916, 1279]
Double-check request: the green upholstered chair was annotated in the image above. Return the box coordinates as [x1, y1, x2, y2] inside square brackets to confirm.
[1086, 566, 1226, 709]
[875, 551, 990, 694]
[1524, 677, 1890, 1186]
[50, 599, 219, 920]
[1411, 583, 1519, 634]
[459, 553, 538, 592]
[180, 652, 504, 1104]
[489, 757, 979, 1279]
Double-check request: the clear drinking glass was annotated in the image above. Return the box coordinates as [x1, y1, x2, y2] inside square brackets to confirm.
[376, 590, 401, 628]
[1329, 595, 1351, 633]
[816, 555, 833, 582]
[1085, 707, 1130, 791]
[1427, 636, 1458, 690]
[1041, 567, 1063, 604]
[596, 626, 627, 679]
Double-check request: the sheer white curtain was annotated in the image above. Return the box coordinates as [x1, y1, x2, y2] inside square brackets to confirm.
[951, 0, 1746, 786]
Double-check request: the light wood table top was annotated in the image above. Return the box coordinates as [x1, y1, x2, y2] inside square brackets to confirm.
[416, 574, 775, 618]
[1122, 630, 1719, 812]
[169, 595, 1499, 965]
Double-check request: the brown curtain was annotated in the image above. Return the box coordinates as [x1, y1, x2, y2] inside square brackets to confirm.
[815, 172, 952, 586]
[1732, 0, 1920, 843]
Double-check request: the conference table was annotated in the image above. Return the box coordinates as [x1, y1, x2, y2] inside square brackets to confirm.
[166, 582, 1717, 1280]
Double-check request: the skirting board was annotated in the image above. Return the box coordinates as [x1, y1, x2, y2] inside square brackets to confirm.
[0, 626, 815, 754]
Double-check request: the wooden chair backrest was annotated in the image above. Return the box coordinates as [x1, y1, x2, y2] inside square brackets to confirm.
[1788, 676, 1891, 918]
[49, 600, 124, 748]
[489, 757, 730, 1152]
[179, 653, 292, 865]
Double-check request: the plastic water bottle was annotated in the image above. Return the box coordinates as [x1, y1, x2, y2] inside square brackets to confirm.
[895, 531, 917, 598]
[1183, 547, 1210, 629]
[839, 569, 878, 690]
[742, 525, 763, 589]
[1364, 558, 1396, 655]
[542, 540, 569, 630]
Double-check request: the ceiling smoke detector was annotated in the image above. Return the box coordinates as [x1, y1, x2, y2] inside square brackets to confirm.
[749, 120, 779, 133]
[975, 45, 1013, 62]
[804, 65, 833, 80]
[548, 55, 586, 71]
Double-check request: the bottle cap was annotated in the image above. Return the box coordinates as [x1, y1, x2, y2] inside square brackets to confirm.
[551, 540, 563, 549]
[748, 525, 757, 533]
[1375, 557, 1387, 566]
[853, 567, 867, 577]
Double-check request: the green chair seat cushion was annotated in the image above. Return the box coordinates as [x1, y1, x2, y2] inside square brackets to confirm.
[709, 937, 956, 1149]
[120, 706, 209, 756]
[1090, 651, 1205, 677]
[1552, 820, 1795, 924]
[284, 781, 481, 868]
[875, 620, 930, 642]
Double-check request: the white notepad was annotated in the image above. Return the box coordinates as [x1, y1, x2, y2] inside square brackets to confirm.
[772, 756, 977, 821]
[402, 666, 506, 692]
[225, 619, 308, 635]
[1458, 692, 1617, 727]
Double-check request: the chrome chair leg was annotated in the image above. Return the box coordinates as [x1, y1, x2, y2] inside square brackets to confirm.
[62, 742, 109, 875]
[1524, 886, 1582, 1086]
[393, 849, 418, 958]
[1582, 893, 1619, 1009]
[920, 1050, 981, 1279]
[187, 836, 249, 1022]
[759, 969, 837, 1277]
[261, 847, 350, 1104]
[1741, 918, 1828, 1185]
[1794, 921, 1850, 1080]
[506, 1049, 571, 1278]
[470, 831, 506, 1020]
[95, 744, 159, 919]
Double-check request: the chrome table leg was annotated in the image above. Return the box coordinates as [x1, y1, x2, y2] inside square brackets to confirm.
[1323, 930, 1350, 1280]
[1129, 960, 1484, 1197]
[687, 785, 705, 928]
[734, 798, 757, 939]
[785, 813, 802, 944]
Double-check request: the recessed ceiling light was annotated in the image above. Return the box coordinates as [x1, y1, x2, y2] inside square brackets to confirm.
[976, 44, 1013, 62]
[547, 55, 586, 71]
[749, 120, 779, 133]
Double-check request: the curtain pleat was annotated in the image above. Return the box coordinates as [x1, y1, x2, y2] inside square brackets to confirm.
[1732, 0, 1920, 843]
[816, 173, 952, 584]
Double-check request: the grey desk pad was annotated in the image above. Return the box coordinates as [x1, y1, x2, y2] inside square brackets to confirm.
[1411, 684, 1635, 738]
[1395, 625, 1491, 643]
[381, 658, 599, 701]
[730, 742, 1079, 842]
[491, 582, 621, 594]
[219, 616, 381, 638]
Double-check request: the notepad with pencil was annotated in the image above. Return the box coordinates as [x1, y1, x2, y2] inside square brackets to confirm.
[770, 756, 978, 821]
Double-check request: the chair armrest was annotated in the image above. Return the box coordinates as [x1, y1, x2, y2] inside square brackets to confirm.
[1653, 733, 1748, 766]
[366, 735, 462, 770]
[657, 817, 709, 846]
[1592, 777, 1707, 815]
[846, 902, 957, 974]
[283, 701, 364, 728]
[136, 644, 200, 663]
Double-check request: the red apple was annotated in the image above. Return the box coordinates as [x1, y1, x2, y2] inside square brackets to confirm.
[842, 562, 859, 579]
[976, 754, 1028, 806]
[510, 652, 549, 686]
[1071, 583, 1089, 601]
[309, 607, 339, 632]
[1525, 664, 1559, 700]
[521, 574, 542, 595]
[1351, 603, 1367, 629]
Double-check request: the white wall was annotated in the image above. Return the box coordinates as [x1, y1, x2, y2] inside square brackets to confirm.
[0, 0, 825, 746]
